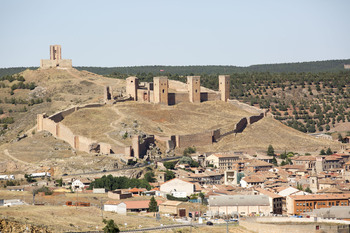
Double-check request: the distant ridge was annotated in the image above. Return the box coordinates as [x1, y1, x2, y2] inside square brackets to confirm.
[1, 59, 349, 77]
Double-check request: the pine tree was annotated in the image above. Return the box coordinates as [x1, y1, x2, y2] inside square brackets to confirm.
[267, 145, 275, 156]
[148, 196, 158, 212]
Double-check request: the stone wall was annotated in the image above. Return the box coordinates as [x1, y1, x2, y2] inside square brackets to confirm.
[168, 92, 189, 105]
[40, 59, 72, 69]
[200, 92, 221, 102]
[57, 123, 75, 148]
[175, 131, 213, 148]
[49, 107, 76, 123]
[229, 99, 265, 115]
[249, 113, 264, 124]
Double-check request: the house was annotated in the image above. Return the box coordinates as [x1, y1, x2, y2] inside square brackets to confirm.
[160, 178, 195, 198]
[208, 195, 270, 216]
[128, 187, 147, 196]
[286, 194, 350, 215]
[159, 200, 189, 217]
[240, 175, 265, 188]
[104, 200, 127, 215]
[72, 179, 86, 191]
[244, 159, 273, 173]
[254, 188, 283, 215]
[277, 186, 309, 197]
[291, 156, 316, 169]
[104, 199, 163, 214]
[108, 189, 132, 200]
[205, 153, 241, 172]
[189, 171, 223, 185]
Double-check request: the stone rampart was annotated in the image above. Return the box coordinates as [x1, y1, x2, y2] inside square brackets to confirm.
[57, 123, 75, 148]
[175, 130, 213, 148]
[249, 113, 264, 124]
[40, 59, 72, 69]
[168, 92, 189, 105]
[200, 92, 220, 102]
[42, 117, 57, 136]
[49, 107, 76, 123]
[229, 99, 265, 115]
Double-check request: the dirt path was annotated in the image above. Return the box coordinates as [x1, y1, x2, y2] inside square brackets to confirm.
[102, 107, 128, 147]
[3, 149, 30, 165]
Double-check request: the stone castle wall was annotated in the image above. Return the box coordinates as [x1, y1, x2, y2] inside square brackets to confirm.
[175, 131, 213, 148]
[40, 59, 72, 69]
[57, 123, 75, 148]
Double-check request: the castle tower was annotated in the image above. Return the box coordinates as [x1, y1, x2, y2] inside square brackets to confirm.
[126, 76, 139, 101]
[153, 76, 168, 105]
[309, 175, 318, 193]
[187, 76, 201, 103]
[219, 75, 230, 102]
[50, 45, 62, 60]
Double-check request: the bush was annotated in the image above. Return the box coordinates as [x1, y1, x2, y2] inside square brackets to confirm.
[163, 161, 176, 170]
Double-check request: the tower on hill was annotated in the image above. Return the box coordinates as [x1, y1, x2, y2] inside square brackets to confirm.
[40, 45, 72, 69]
[153, 76, 168, 105]
[219, 75, 230, 102]
[187, 76, 201, 103]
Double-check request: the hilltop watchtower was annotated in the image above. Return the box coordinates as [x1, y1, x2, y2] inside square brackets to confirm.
[153, 76, 168, 105]
[187, 76, 201, 103]
[126, 76, 139, 101]
[40, 45, 72, 69]
[219, 75, 230, 102]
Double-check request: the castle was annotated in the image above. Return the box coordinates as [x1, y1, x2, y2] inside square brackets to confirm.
[120, 75, 230, 106]
[40, 45, 72, 69]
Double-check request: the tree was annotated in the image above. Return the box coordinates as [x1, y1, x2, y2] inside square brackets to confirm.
[164, 170, 175, 181]
[163, 161, 176, 170]
[320, 149, 326, 155]
[297, 183, 303, 191]
[148, 196, 158, 212]
[144, 172, 156, 183]
[267, 145, 275, 156]
[102, 219, 119, 233]
[305, 187, 312, 193]
[326, 148, 333, 155]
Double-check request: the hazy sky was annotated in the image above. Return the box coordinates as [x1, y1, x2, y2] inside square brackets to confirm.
[0, 0, 349, 68]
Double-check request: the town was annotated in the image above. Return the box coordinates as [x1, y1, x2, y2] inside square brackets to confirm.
[1, 45, 350, 233]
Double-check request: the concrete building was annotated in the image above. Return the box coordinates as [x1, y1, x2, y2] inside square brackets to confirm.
[160, 178, 195, 198]
[40, 45, 72, 69]
[159, 200, 189, 217]
[286, 194, 350, 215]
[208, 195, 270, 216]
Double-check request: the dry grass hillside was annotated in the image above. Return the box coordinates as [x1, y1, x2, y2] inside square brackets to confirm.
[212, 117, 341, 153]
[0, 68, 125, 175]
[0, 67, 343, 176]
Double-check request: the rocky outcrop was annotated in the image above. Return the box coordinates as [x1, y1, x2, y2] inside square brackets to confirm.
[0, 219, 52, 233]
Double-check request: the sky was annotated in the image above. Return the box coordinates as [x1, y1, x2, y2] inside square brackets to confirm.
[0, 0, 349, 68]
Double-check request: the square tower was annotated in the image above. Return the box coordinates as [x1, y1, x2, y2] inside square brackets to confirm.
[153, 76, 168, 105]
[187, 76, 201, 103]
[219, 75, 230, 102]
[126, 76, 139, 101]
[50, 45, 62, 60]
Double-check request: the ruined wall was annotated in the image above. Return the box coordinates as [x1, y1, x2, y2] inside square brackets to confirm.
[77, 136, 95, 153]
[200, 92, 220, 102]
[168, 92, 189, 105]
[49, 107, 76, 123]
[212, 129, 221, 142]
[176, 131, 213, 148]
[235, 117, 248, 133]
[249, 113, 264, 124]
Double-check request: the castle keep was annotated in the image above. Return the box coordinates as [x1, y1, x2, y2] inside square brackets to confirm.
[40, 45, 72, 69]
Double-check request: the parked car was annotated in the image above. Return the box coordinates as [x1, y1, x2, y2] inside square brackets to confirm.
[206, 221, 213, 225]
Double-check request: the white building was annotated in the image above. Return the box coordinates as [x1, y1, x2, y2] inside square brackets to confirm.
[30, 172, 51, 178]
[0, 175, 15, 180]
[208, 195, 270, 217]
[72, 179, 85, 191]
[160, 178, 195, 197]
[104, 201, 127, 215]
